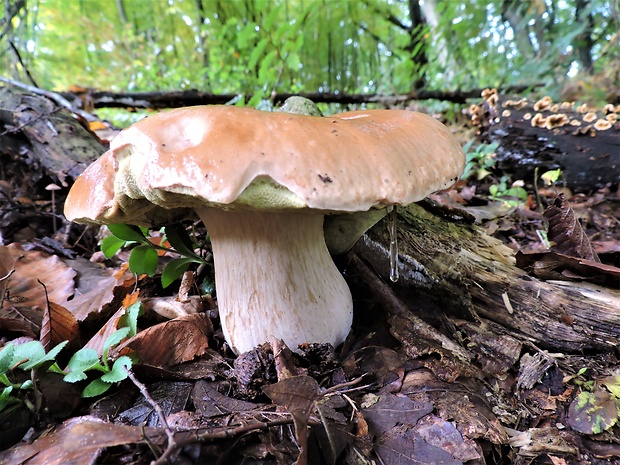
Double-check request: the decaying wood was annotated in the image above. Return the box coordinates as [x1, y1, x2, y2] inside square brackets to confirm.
[354, 202, 620, 353]
[470, 92, 620, 192]
[0, 85, 104, 184]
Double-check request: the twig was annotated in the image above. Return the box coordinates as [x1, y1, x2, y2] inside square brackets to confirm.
[322, 374, 367, 395]
[0, 106, 63, 137]
[154, 416, 297, 464]
[124, 368, 176, 463]
[8, 40, 39, 87]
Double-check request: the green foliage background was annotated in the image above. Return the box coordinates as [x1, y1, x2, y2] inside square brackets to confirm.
[2, 0, 618, 104]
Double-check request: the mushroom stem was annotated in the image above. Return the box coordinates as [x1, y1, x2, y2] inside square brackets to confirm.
[196, 208, 353, 354]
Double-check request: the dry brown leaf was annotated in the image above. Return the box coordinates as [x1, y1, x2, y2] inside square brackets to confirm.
[0, 244, 76, 336]
[40, 301, 79, 351]
[543, 194, 600, 262]
[83, 306, 126, 356]
[115, 313, 213, 368]
[516, 250, 620, 288]
[122, 290, 140, 308]
[63, 267, 135, 322]
[263, 376, 321, 465]
[413, 414, 482, 462]
[0, 416, 161, 465]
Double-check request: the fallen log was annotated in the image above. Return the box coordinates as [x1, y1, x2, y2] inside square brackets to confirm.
[0, 85, 104, 184]
[469, 91, 620, 192]
[55, 84, 542, 110]
[353, 202, 620, 353]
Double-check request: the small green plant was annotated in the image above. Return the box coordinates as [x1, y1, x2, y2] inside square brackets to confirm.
[461, 141, 499, 181]
[0, 302, 143, 411]
[540, 168, 562, 187]
[101, 223, 207, 288]
[0, 340, 68, 411]
[488, 176, 529, 206]
[63, 301, 143, 397]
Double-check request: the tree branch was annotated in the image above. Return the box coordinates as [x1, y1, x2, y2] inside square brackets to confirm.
[54, 84, 543, 110]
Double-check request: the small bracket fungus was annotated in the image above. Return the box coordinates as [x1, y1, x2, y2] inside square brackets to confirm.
[64, 105, 465, 354]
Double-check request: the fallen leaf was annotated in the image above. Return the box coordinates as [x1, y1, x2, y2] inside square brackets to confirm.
[40, 301, 79, 351]
[115, 312, 213, 368]
[516, 250, 620, 288]
[567, 389, 619, 434]
[413, 414, 482, 462]
[362, 390, 433, 436]
[118, 381, 193, 427]
[191, 380, 266, 418]
[0, 244, 76, 335]
[374, 424, 461, 465]
[0, 416, 162, 465]
[543, 194, 600, 262]
[263, 376, 321, 465]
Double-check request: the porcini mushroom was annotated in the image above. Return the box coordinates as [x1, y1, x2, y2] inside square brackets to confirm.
[64, 105, 465, 354]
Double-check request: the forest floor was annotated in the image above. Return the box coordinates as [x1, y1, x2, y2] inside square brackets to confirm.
[0, 87, 619, 465]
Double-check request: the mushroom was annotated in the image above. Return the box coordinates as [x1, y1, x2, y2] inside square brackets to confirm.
[64, 105, 465, 354]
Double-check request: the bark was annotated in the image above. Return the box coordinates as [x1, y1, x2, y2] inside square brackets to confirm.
[0, 85, 104, 183]
[353, 202, 620, 353]
[501, 0, 536, 59]
[574, 0, 594, 74]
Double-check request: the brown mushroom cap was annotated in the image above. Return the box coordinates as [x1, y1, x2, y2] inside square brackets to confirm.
[65, 106, 465, 226]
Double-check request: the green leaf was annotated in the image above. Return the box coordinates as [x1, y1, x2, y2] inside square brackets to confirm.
[103, 327, 131, 361]
[568, 390, 619, 434]
[164, 224, 204, 261]
[263, 4, 281, 30]
[47, 362, 66, 375]
[107, 224, 148, 243]
[248, 38, 269, 70]
[123, 302, 143, 337]
[286, 52, 301, 70]
[128, 245, 159, 276]
[541, 168, 562, 186]
[275, 20, 293, 42]
[11, 341, 45, 368]
[294, 33, 304, 50]
[101, 234, 127, 258]
[82, 378, 112, 398]
[0, 344, 15, 373]
[20, 341, 68, 370]
[64, 348, 102, 383]
[63, 370, 88, 383]
[0, 386, 20, 412]
[258, 50, 278, 82]
[237, 21, 257, 49]
[161, 257, 195, 288]
[100, 356, 132, 383]
[602, 376, 620, 398]
[0, 373, 12, 387]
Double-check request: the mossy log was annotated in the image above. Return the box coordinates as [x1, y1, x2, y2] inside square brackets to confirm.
[353, 203, 620, 353]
